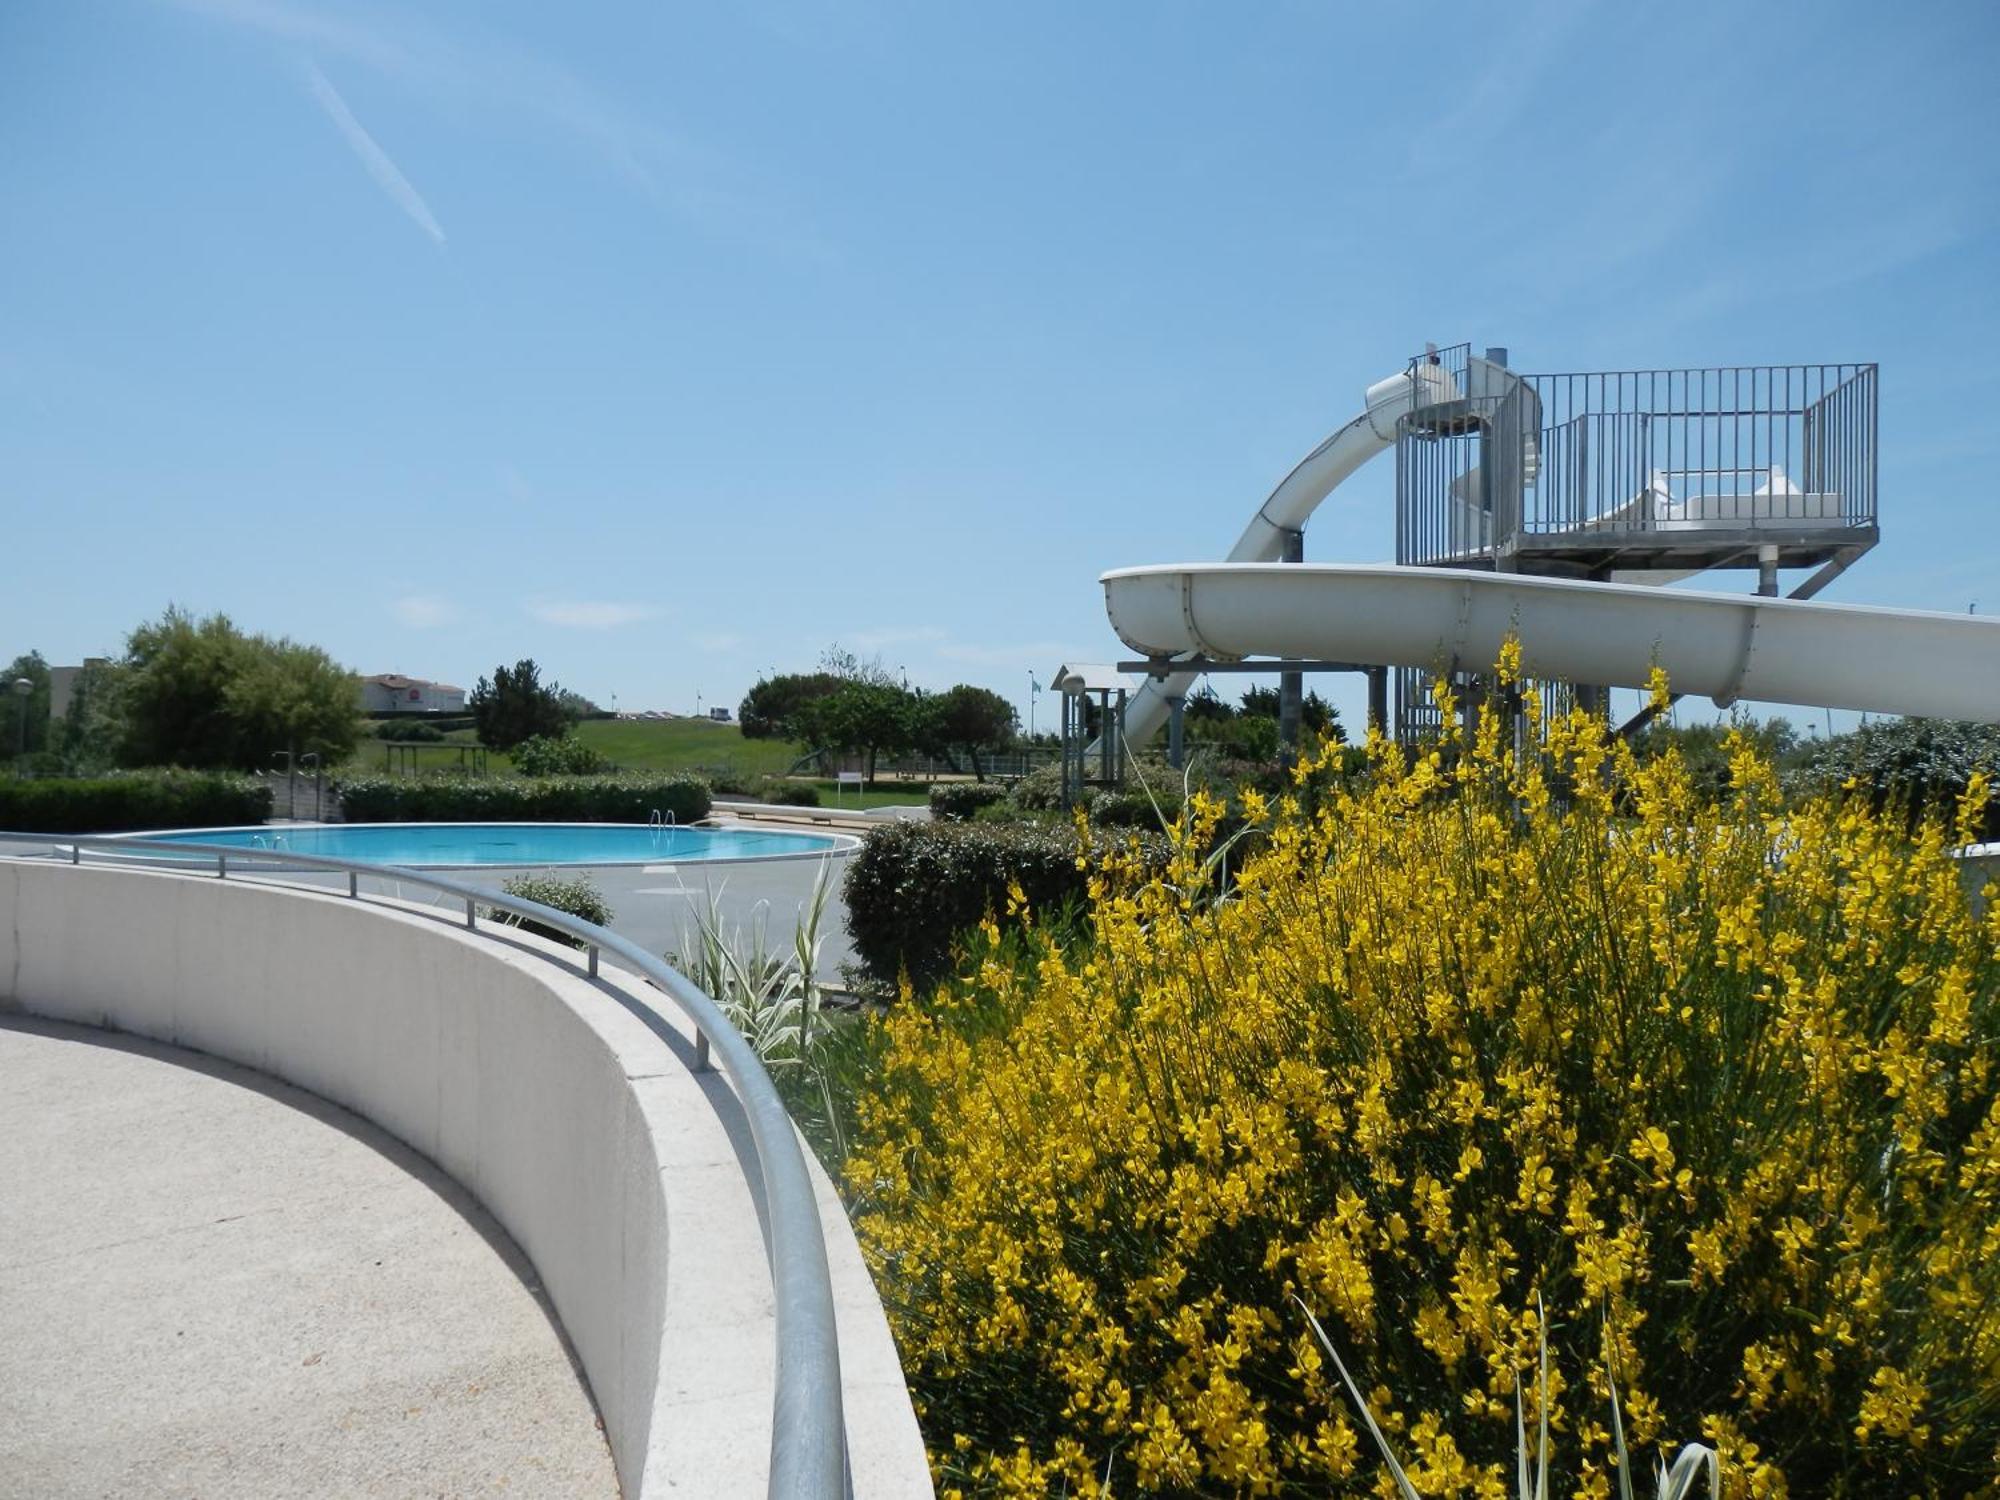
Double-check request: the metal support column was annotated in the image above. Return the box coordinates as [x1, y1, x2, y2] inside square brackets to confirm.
[1167, 691, 1186, 770]
[1099, 689, 1124, 787]
[1277, 528, 1304, 760]
[1367, 668, 1388, 737]
[1757, 544, 1780, 598]
[1061, 692, 1079, 806]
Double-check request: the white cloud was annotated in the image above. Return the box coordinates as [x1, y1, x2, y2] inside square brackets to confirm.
[530, 600, 663, 629]
[304, 61, 446, 245]
[166, 0, 821, 254]
[391, 594, 458, 628]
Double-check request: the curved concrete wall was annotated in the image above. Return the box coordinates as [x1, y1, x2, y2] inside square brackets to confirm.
[0, 861, 930, 1499]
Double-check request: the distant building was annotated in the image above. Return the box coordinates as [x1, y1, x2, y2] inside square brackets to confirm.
[48, 658, 111, 721]
[359, 674, 467, 715]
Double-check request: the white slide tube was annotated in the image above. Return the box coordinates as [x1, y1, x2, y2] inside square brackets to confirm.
[1103, 563, 2000, 725]
[1118, 362, 1459, 744]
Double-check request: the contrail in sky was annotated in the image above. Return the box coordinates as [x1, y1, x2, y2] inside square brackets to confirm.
[304, 61, 446, 245]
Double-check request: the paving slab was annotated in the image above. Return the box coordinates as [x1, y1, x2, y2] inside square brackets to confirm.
[0, 1017, 620, 1499]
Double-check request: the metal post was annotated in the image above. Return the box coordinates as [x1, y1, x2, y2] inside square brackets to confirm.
[1367, 668, 1388, 738]
[1098, 691, 1111, 787]
[1757, 544, 1779, 597]
[1167, 692, 1186, 770]
[1101, 690, 1122, 787]
[1060, 694, 1073, 805]
[588, 945, 599, 978]
[348, 870, 358, 898]
[465, 897, 476, 928]
[217, 853, 227, 879]
[1278, 528, 1304, 760]
[695, 1030, 712, 1071]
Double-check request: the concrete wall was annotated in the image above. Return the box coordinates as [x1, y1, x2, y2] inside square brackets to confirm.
[0, 860, 930, 1499]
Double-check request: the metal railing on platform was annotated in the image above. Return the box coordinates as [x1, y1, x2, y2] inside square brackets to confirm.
[0, 831, 851, 1500]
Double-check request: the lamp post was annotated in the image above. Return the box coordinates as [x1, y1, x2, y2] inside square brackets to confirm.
[11, 677, 32, 762]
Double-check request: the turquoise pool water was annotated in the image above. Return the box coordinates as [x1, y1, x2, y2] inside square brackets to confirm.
[126, 823, 842, 868]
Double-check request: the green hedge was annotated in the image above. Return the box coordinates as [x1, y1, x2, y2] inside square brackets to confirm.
[0, 770, 272, 834]
[336, 773, 711, 825]
[928, 782, 1012, 821]
[754, 777, 822, 807]
[842, 820, 1168, 992]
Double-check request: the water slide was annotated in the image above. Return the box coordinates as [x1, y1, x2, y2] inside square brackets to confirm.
[1104, 563, 2000, 724]
[1107, 357, 2000, 732]
[1115, 354, 1501, 744]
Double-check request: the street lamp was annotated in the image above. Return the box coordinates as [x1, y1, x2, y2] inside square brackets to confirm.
[11, 677, 32, 761]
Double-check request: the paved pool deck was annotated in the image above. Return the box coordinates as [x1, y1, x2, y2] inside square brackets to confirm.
[0, 1017, 619, 1498]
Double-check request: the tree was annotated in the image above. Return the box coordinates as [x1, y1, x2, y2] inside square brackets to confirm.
[819, 642, 901, 686]
[794, 680, 915, 785]
[1300, 689, 1340, 737]
[1, 651, 52, 761]
[739, 671, 843, 740]
[1183, 685, 1234, 723]
[56, 658, 127, 773]
[120, 608, 359, 769]
[226, 640, 362, 765]
[921, 684, 1018, 781]
[470, 659, 575, 750]
[1239, 685, 1341, 736]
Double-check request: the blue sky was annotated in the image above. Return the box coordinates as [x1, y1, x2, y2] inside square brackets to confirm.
[3, 0, 1996, 734]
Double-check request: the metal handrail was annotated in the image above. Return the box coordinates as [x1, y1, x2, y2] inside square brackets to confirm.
[0, 830, 850, 1500]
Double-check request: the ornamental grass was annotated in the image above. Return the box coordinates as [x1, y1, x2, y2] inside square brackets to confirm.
[844, 655, 2000, 1497]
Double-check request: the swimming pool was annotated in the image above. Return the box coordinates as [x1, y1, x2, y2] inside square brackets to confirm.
[122, 822, 847, 868]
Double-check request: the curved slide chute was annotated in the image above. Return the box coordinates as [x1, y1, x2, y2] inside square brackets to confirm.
[1118, 354, 1528, 745]
[1104, 563, 2000, 726]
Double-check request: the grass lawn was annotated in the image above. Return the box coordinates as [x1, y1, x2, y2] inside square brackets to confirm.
[573, 718, 802, 776]
[800, 780, 930, 809]
[343, 717, 934, 806]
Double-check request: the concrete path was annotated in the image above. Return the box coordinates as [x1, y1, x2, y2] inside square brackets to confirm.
[0, 1017, 620, 1498]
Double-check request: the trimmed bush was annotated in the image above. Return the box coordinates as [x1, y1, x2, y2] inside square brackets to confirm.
[1790, 717, 2000, 840]
[929, 782, 1012, 821]
[335, 773, 710, 825]
[843, 819, 1168, 991]
[374, 720, 446, 743]
[1085, 783, 1183, 828]
[753, 778, 822, 807]
[694, 764, 754, 796]
[1007, 762, 1066, 812]
[510, 734, 610, 777]
[486, 871, 613, 948]
[0, 770, 271, 833]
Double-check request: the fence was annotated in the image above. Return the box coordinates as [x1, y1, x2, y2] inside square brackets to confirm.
[1397, 362, 1878, 566]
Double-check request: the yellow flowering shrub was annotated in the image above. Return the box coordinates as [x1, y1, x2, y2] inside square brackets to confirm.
[845, 666, 2000, 1497]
